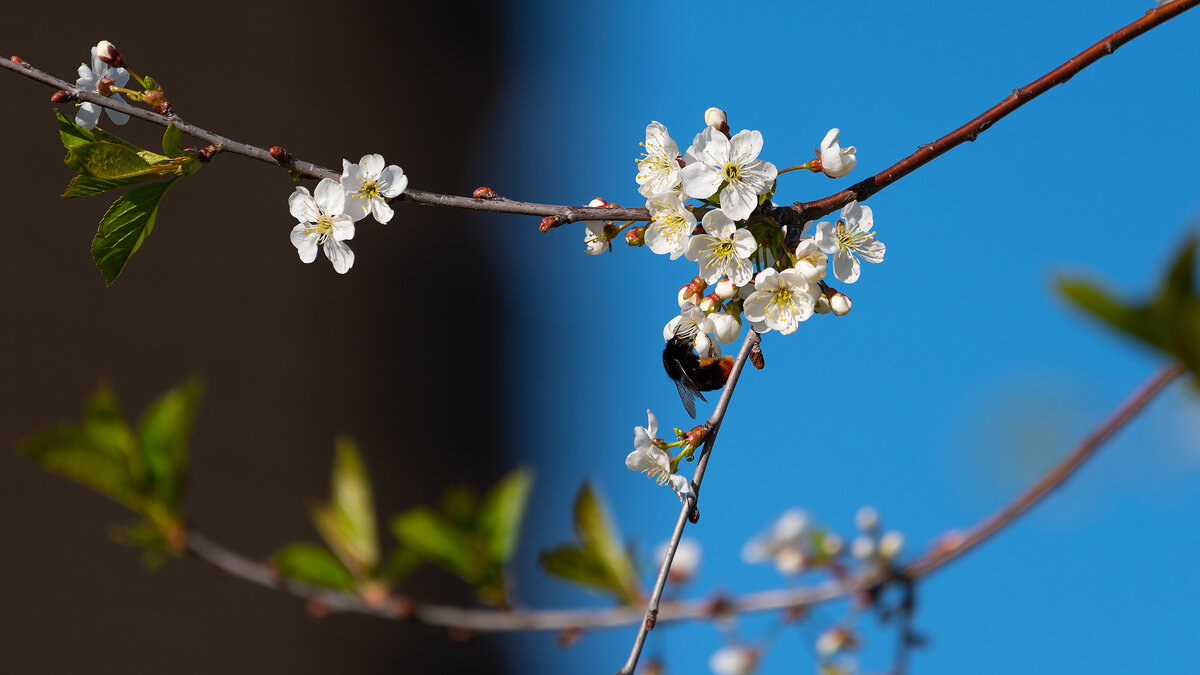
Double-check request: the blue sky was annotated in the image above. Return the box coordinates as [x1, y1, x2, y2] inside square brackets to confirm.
[481, 1, 1200, 673]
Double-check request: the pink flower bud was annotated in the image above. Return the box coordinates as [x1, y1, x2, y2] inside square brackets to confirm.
[703, 107, 730, 135]
[714, 276, 736, 300]
[830, 292, 852, 316]
[96, 40, 123, 67]
[624, 225, 646, 247]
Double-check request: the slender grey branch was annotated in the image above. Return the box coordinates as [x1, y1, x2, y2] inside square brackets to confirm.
[618, 328, 761, 675]
[0, 56, 648, 223]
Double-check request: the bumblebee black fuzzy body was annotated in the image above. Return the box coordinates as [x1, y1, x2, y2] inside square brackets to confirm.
[663, 332, 734, 419]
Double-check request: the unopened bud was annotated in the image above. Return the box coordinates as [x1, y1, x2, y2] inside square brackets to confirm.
[625, 225, 646, 247]
[683, 424, 709, 449]
[699, 292, 721, 313]
[704, 107, 730, 135]
[774, 547, 806, 575]
[197, 144, 218, 162]
[472, 186, 498, 200]
[50, 90, 74, 103]
[268, 145, 291, 162]
[879, 531, 905, 560]
[678, 277, 708, 307]
[359, 581, 389, 609]
[714, 276, 736, 300]
[539, 214, 568, 232]
[855, 506, 880, 532]
[9, 55, 28, 66]
[96, 40, 123, 67]
[556, 626, 584, 649]
[588, 197, 608, 208]
[814, 295, 832, 314]
[96, 77, 115, 96]
[830, 292, 852, 316]
[749, 342, 765, 370]
[822, 533, 844, 557]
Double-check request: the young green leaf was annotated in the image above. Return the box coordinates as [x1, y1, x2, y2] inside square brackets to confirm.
[162, 122, 184, 158]
[136, 379, 202, 514]
[272, 543, 357, 590]
[65, 142, 168, 180]
[478, 467, 534, 565]
[62, 175, 149, 199]
[312, 438, 380, 574]
[54, 109, 94, 149]
[539, 545, 628, 597]
[91, 178, 178, 285]
[390, 507, 483, 583]
[378, 545, 422, 585]
[573, 483, 637, 596]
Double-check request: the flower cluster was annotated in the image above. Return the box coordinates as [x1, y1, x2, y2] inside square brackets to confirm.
[622, 109, 884, 497]
[287, 154, 407, 274]
[74, 41, 131, 130]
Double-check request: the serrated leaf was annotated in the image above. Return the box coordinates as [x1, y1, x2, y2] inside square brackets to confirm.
[65, 142, 166, 180]
[573, 483, 636, 592]
[272, 543, 356, 590]
[55, 109, 95, 148]
[91, 178, 178, 285]
[136, 379, 201, 514]
[312, 438, 379, 574]
[162, 123, 184, 158]
[390, 507, 484, 583]
[539, 545, 628, 597]
[478, 467, 534, 564]
[62, 175, 149, 199]
[87, 126, 171, 165]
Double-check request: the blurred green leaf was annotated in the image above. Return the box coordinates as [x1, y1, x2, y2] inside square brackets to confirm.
[539, 545, 627, 596]
[136, 379, 202, 514]
[1059, 238, 1200, 372]
[22, 426, 143, 510]
[162, 123, 184, 158]
[390, 507, 482, 582]
[312, 438, 380, 574]
[65, 142, 168, 180]
[440, 485, 479, 531]
[378, 545, 421, 586]
[539, 483, 639, 603]
[91, 178, 178, 285]
[272, 543, 356, 590]
[109, 520, 174, 570]
[478, 467, 534, 564]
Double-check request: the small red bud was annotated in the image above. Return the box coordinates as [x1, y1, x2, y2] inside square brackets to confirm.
[683, 424, 709, 448]
[624, 225, 646, 247]
[539, 214, 568, 233]
[143, 89, 164, 107]
[555, 626, 583, 648]
[447, 627, 476, 642]
[197, 144, 218, 162]
[750, 343, 765, 370]
[473, 186, 499, 200]
[268, 146, 291, 162]
[50, 90, 73, 103]
[10, 55, 27, 66]
[391, 595, 414, 618]
[96, 77, 115, 97]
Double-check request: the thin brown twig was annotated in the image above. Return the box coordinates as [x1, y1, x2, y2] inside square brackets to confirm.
[5, 0, 1196, 228]
[618, 329, 761, 675]
[184, 362, 1185, 633]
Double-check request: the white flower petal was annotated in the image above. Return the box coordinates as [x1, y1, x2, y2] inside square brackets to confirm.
[814, 221, 838, 254]
[680, 162, 721, 200]
[290, 225, 319, 263]
[105, 94, 130, 125]
[314, 178, 346, 215]
[360, 153, 385, 176]
[832, 250, 861, 284]
[379, 167, 407, 197]
[729, 129, 763, 162]
[324, 238, 354, 274]
[75, 102, 101, 130]
[370, 198, 395, 224]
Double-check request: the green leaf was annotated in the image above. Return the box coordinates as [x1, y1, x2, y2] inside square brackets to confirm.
[22, 426, 143, 510]
[91, 178, 178, 285]
[390, 507, 483, 583]
[62, 175, 149, 199]
[109, 520, 174, 570]
[440, 485, 479, 531]
[312, 438, 380, 574]
[539, 545, 628, 597]
[478, 467, 534, 564]
[162, 123, 184, 158]
[55, 109, 95, 149]
[136, 379, 202, 514]
[573, 483, 637, 595]
[65, 142, 166, 180]
[1059, 238, 1200, 372]
[272, 543, 356, 590]
[378, 545, 421, 585]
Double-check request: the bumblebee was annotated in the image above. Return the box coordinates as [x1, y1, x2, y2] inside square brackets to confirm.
[662, 325, 734, 419]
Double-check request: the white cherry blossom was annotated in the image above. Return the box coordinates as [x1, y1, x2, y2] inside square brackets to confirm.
[743, 267, 817, 335]
[793, 236, 828, 282]
[708, 310, 741, 344]
[709, 646, 758, 675]
[644, 192, 696, 259]
[340, 154, 407, 223]
[664, 303, 718, 357]
[685, 209, 757, 286]
[636, 122, 682, 197]
[680, 127, 777, 221]
[583, 198, 612, 255]
[625, 410, 691, 503]
[814, 201, 885, 284]
[288, 178, 356, 274]
[819, 128, 857, 178]
[74, 44, 131, 130]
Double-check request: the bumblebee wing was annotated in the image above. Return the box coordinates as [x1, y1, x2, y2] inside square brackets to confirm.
[670, 357, 708, 419]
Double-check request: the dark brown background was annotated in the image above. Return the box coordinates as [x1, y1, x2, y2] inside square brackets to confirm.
[0, 2, 513, 672]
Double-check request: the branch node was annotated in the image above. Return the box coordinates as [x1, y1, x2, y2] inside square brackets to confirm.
[539, 214, 569, 232]
[9, 55, 30, 68]
[643, 609, 658, 632]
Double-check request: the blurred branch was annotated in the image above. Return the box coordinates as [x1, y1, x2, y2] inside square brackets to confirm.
[185, 362, 1184, 635]
[4, 0, 1196, 229]
[619, 329, 761, 675]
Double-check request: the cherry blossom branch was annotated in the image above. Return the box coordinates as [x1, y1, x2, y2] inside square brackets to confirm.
[619, 328, 761, 675]
[789, 0, 1200, 222]
[183, 362, 1184, 636]
[4, 0, 1196, 229]
[0, 56, 645, 224]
